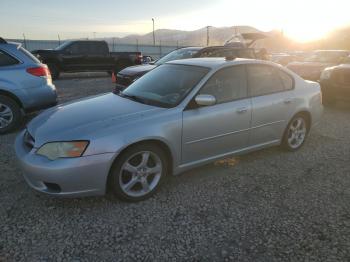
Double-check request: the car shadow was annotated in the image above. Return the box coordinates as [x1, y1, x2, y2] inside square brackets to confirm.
[55, 72, 110, 81]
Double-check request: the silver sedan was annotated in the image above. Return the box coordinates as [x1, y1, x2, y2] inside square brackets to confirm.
[15, 58, 323, 202]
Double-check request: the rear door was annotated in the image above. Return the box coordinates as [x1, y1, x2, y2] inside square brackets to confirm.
[247, 64, 295, 146]
[182, 65, 252, 164]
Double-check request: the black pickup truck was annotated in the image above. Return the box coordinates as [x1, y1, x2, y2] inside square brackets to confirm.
[32, 40, 142, 79]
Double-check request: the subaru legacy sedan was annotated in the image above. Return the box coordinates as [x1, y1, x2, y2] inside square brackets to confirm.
[15, 58, 323, 202]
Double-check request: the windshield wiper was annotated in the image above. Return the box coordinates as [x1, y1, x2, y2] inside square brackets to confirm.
[117, 92, 172, 108]
[118, 93, 147, 104]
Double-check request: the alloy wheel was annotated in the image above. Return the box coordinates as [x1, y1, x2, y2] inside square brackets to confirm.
[0, 103, 13, 129]
[287, 117, 307, 149]
[119, 151, 163, 198]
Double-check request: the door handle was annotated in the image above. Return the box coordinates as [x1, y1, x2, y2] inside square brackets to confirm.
[284, 98, 293, 104]
[236, 107, 248, 114]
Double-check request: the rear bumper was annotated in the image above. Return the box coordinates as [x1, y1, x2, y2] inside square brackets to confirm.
[13, 83, 58, 112]
[320, 81, 350, 101]
[15, 130, 115, 197]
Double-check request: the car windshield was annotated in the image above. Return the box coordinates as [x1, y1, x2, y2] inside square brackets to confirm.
[54, 41, 72, 50]
[121, 64, 209, 108]
[304, 51, 348, 63]
[154, 48, 200, 65]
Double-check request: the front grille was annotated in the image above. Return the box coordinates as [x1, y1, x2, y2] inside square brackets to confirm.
[116, 74, 133, 88]
[24, 130, 35, 149]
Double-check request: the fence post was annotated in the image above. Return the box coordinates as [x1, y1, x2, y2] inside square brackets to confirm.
[159, 40, 162, 57]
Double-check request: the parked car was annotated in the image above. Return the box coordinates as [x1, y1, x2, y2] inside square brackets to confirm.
[142, 55, 155, 64]
[32, 40, 142, 79]
[16, 57, 323, 202]
[0, 38, 57, 134]
[287, 50, 350, 81]
[320, 56, 350, 105]
[270, 53, 297, 66]
[113, 46, 257, 90]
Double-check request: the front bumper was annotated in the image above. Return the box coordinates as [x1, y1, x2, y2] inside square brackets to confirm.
[15, 130, 115, 197]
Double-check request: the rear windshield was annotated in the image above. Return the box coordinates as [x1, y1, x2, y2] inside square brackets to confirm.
[19, 47, 41, 64]
[155, 48, 200, 65]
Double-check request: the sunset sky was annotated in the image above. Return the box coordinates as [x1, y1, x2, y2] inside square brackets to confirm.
[1, 0, 349, 42]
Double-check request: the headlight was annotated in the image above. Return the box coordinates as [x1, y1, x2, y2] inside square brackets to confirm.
[37, 141, 89, 160]
[321, 69, 332, 80]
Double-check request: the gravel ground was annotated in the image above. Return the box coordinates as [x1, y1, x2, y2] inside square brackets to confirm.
[1, 73, 350, 261]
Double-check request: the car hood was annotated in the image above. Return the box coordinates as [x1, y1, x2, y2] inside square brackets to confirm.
[27, 93, 163, 147]
[119, 64, 157, 77]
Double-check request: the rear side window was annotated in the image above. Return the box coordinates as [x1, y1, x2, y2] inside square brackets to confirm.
[200, 66, 248, 104]
[19, 47, 40, 63]
[247, 65, 285, 96]
[278, 70, 294, 90]
[0, 50, 19, 66]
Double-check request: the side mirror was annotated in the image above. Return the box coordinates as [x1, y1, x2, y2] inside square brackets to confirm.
[195, 94, 216, 107]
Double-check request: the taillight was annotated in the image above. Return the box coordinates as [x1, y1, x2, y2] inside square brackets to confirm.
[26, 66, 51, 78]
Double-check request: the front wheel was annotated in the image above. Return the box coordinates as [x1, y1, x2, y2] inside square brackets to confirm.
[109, 144, 168, 202]
[282, 114, 309, 151]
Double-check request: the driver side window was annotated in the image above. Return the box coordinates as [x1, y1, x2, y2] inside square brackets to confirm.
[199, 66, 248, 104]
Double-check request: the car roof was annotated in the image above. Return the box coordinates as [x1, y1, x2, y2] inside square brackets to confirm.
[168, 57, 261, 69]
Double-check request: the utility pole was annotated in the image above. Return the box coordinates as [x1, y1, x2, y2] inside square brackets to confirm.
[206, 26, 211, 46]
[93, 32, 97, 39]
[152, 18, 155, 46]
[58, 34, 61, 46]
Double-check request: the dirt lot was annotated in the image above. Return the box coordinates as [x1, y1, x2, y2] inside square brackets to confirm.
[1, 73, 350, 261]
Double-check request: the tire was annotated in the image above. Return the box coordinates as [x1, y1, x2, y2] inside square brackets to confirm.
[109, 144, 169, 202]
[0, 95, 22, 134]
[48, 64, 60, 80]
[282, 114, 309, 152]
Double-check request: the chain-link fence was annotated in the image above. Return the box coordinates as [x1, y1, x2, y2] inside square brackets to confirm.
[6, 39, 184, 59]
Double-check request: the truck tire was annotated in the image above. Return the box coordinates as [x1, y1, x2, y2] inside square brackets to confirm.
[48, 64, 60, 80]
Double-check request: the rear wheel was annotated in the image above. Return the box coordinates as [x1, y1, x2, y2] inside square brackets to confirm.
[48, 64, 60, 80]
[0, 95, 22, 134]
[109, 144, 168, 202]
[282, 114, 309, 151]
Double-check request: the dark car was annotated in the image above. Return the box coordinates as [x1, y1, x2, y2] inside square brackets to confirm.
[32, 40, 142, 79]
[320, 56, 350, 105]
[287, 50, 349, 81]
[114, 46, 257, 90]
